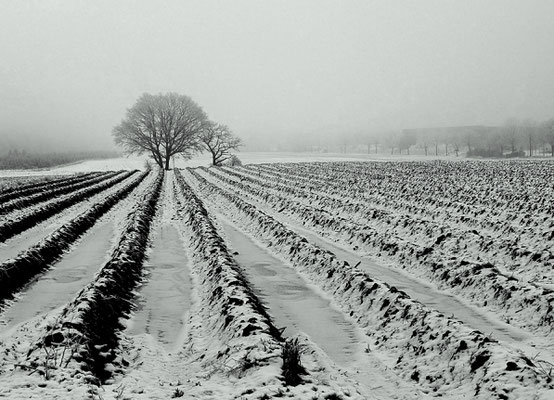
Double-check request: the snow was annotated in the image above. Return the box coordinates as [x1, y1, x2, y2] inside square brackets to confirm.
[186, 165, 554, 399]
[0, 159, 553, 399]
[125, 176, 193, 351]
[0, 221, 115, 330]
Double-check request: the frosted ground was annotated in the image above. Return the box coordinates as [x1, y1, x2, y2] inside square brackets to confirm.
[0, 154, 552, 399]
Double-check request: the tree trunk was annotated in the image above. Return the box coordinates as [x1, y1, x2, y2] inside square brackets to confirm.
[151, 151, 163, 169]
[164, 156, 170, 170]
[435, 143, 438, 156]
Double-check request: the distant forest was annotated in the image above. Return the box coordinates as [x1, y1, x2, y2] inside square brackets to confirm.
[0, 150, 119, 170]
[246, 118, 554, 157]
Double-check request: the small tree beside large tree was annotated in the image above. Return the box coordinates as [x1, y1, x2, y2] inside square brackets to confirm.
[200, 122, 242, 166]
[113, 92, 207, 170]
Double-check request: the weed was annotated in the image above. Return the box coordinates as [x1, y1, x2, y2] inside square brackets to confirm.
[324, 394, 344, 400]
[114, 384, 125, 400]
[172, 388, 185, 398]
[281, 337, 306, 386]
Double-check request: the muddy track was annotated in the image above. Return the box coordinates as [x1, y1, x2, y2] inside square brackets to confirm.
[25, 169, 163, 383]
[204, 166, 554, 337]
[0, 171, 149, 305]
[187, 167, 554, 400]
[0, 170, 138, 243]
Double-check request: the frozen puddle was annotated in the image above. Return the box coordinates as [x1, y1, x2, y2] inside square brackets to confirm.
[217, 216, 360, 367]
[0, 220, 115, 329]
[126, 224, 192, 350]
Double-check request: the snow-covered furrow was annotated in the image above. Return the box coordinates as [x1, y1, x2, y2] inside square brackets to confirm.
[236, 164, 554, 269]
[0, 175, 60, 193]
[0, 171, 104, 206]
[0, 170, 147, 263]
[201, 168, 554, 364]
[272, 161, 554, 238]
[252, 161, 554, 241]
[126, 173, 193, 350]
[0, 220, 116, 330]
[245, 163, 554, 284]
[173, 169, 282, 355]
[215, 215, 437, 400]
[0, 170, 137, 243]
[186, 167, 554, 400]
[0, 171, 117, 215]
[208, 166, 554, 336]
[173, 170, 379, 399]
[217, 215, 360, 366]
[24, 169, 163, 383]
[0, 170, 149, 305]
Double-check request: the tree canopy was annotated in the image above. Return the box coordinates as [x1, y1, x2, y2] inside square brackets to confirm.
[113, 93, 208, 170]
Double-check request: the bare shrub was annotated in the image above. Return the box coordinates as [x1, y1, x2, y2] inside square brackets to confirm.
[226, 154, 242, 166]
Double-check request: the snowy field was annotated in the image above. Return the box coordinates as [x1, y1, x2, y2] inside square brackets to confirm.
[0, 158, 553, 399]
[0, 152, 464, 179]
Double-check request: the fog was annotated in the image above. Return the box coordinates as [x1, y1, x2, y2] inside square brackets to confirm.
[2, 0, 554, 152]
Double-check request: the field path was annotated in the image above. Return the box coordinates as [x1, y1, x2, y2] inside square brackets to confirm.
[127, 174, 193, 350]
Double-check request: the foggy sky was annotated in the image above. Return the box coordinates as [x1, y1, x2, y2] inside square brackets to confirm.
[2, 0, 554, 151]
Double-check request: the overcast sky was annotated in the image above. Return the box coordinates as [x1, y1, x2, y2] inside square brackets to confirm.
[1, 0, 554, 151]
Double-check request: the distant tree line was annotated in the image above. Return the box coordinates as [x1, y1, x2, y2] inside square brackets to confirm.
[253, 117, 554, 157]
[0, 150, 120, 170]
[384, 118, 554, 158]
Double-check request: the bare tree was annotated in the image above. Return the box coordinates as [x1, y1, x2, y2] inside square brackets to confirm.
[521, 119, 537, 157]
[503, 118, 520, 154]
[113, 93, 207, 170]
[398, 131, 417, 155]
[544, 118, 554, 157]
[200, 123, 242, 166]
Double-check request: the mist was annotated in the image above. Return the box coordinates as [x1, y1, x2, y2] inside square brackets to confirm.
[2, 0, 554, 153]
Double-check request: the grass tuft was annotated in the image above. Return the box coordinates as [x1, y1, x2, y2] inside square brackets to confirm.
[281, 337, 306, 386]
